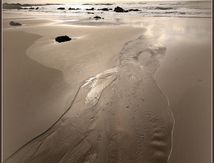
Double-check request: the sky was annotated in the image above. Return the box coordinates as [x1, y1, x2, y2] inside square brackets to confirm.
[3, 0, 209, 3]
[3, 0, 209, 2]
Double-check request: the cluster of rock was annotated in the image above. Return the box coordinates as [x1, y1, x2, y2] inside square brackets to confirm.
[98, 8, 112, 11]
[29, 7, 39, 10]
[4, 3, 141, 13]
[9, 21, 22, 26]
[114, 6, 141, 12]
[68, 7, 80, 10]
[56, 6, 140, 13]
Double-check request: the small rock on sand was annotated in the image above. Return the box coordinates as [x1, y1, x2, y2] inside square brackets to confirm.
[55, 35, 72, 43]
[93, 16, 103, 20]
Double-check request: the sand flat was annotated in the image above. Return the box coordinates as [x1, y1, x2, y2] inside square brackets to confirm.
[3, 12, 211, 163]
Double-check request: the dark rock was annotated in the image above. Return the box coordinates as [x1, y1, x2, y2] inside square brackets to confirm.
[155, 7, 173, 10]
[35, 7, 39, 10]
[114, 6, 128, 13]
[98, 8, 111, 11]
[29, 7, 34, 9]
[57, 7, 65, 10]
[55, 35, 71, 43]
[68, 7, 75, 10]
[9, 21, 22, 26]
[68, 7, 80, 10]
[86, 8, 94, 11]
[93, 16, 103, 20]
[87, 12, 94, 14]
[128, 9, 141, 12]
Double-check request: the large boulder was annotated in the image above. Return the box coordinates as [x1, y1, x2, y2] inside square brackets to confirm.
[114, 6, 128, 12]
[55, 35, 71, 43]
[9, 21, 22, 26]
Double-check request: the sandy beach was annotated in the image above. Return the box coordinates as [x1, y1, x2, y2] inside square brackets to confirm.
[3, 4, 211, 163]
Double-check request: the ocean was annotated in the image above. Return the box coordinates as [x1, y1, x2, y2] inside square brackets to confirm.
[3, 1, 212, 18]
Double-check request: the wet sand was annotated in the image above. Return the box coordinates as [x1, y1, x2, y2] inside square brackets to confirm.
[3, 13, 211, 163]
[3, 30, 72, 160]
[155, 19, 211, 163]
[3, 14, 145, 161]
